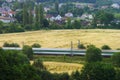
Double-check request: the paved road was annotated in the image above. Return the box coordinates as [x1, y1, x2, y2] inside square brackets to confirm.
[3, 47, 120, 56]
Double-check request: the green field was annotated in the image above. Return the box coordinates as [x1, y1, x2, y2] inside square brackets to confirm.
[0, 29, 120, 49]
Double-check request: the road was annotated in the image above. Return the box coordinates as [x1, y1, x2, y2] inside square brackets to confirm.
[2, 47, 120, 57]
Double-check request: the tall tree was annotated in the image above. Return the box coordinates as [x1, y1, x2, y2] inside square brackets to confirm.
[34, 5, 40, 29]
[23, 3, 29, 25]
[39, 4, 44, 28]
[55, 0, 59, 14]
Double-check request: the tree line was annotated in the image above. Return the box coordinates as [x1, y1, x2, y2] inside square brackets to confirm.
[1, 44, 120, 80]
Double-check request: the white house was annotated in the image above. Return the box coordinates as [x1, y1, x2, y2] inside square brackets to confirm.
[65, 12, 73, 18]
[0, 16, 15, 23]
[55, 15, 62, 21]
[80, 14, 93, 20]
[111, 3, 120, 9]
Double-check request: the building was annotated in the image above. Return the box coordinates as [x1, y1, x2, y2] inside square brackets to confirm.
[0, 16, 15, 23]
[65, 12, 73, 18]
[111, 3, 120, 9]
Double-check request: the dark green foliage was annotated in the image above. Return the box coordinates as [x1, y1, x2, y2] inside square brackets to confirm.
[72, 20, 81, 29]
[0, 49, 40, 80]
[112, 52, 120, 67]
[80, 62, 116, 80]
[101, 45, 111, 50]
[32, 43, 41, 48]
[52, 73, 70, 80]
[115, 68, 120, 80]
[3, 42, 20, 47]
[22, 45, 33, 60]
[21, 64, 41, 80]
[33, 58, 46, 70]
[70, 70, 81, 80]
[78, 44, 86, 49]
[86, 45, 102, 62]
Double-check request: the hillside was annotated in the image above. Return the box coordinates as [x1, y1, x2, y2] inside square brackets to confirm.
[0, 29, 120, 49]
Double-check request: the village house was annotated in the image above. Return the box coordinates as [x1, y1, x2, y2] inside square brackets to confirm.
[65, 12, 73, 18]
[111, 3, 120, 9]
[0, 16, 15, 23]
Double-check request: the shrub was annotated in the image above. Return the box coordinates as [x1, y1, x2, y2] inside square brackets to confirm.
[101, 45, 111, 50]
[32, 43, 41, 48]
[33, 58, 46, 70]
[78, 44, 86, 49]
[86, 45, 102, 62]
[70, 70, 81, 80]
[112, 52, 120, 67]
[80, 62, 116, 80]
[22, 45, 33, 60]
[3, 42, 20, 47]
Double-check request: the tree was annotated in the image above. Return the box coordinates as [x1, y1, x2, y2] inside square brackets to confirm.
[101, 45, 111, 50]
[71, 70, 81, 80]
[72, 20, 81, 29]
[39, 4, 44, 28]
[22, 45, 33, 60]
[55, 0, 59, 14]
[23, 3, 29, 25]
[95, 10, 114, 27]
[33, 58, 46, 70]
[32, 43, 41, 48]
[86, 45, 102, 62]
[35, 5, 40, 29]
[80, 62, 116, 80]
[112, 52, 120, 67]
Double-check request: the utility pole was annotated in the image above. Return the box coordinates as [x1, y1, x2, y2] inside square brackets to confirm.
[71, 41, 73, 56]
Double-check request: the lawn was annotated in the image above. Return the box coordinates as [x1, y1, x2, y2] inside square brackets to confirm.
[0, 29, 120, 49]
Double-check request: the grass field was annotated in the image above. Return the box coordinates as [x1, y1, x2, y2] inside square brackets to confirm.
[31, 61, 83, 74]
[0, 29, 120, 49]
[44, 62, 83, 74]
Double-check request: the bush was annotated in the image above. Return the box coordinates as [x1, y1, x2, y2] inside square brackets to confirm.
[70, 70, 81, 80]
[112, 52, 120, 67]
[32, 43, 41, 48]
[22, 45, 33, 60]
[33, 58, 46, 70]
[86, 45, 102, 62]
[78, 44, 86, 49]
[3, 42, 20, 47]
[101, 45, 111, 50]
[80, 62, 116, 80]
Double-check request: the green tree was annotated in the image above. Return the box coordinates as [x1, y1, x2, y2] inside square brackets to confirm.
[86, 45, 102, 62]
[35, 5, 40, 29]
[112, 52, 120, 67]
[23, 3, 29, 26]
[71, 70, 81, 80]
[72, 20, 81, 29]
[32, 43, 41, 48]
[55, 0, 59, 14]
[95, 10, 114, 26]
[22, 45, 33, 60]
[39, 4, 44, 28]
[33, 58, 46, 70]
[101, 45, 111, 50]
[80, 62, 116, 80]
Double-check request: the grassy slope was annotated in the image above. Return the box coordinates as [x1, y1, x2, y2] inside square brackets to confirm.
[0, 29, 120, 49]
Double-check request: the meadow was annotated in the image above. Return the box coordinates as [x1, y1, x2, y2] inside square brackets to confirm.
[0, 29, 120, 49]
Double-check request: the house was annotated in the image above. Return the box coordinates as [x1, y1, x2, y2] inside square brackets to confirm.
[0, 16, 15, 23]
[111, 3, 120, 9]
[65, 12, 73, 18]
[80, 14, 93, 21]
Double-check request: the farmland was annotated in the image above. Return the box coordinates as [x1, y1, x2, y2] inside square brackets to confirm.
[0, 29, 120, 49]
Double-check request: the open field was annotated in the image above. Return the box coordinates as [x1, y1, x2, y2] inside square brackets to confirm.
[44, 62, 83, 74]
[0, 29, 120, 49]
[31, 61, 83, 74]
